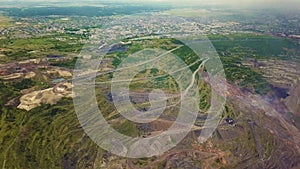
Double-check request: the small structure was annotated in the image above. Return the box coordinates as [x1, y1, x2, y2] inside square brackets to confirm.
[225, 117, 235, 125]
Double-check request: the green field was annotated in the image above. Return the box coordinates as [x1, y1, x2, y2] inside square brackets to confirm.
[0, 15, 13, 28]
[0, 34, 84, 63]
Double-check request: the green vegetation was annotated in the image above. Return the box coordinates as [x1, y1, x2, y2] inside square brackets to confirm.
[114, 35, 279, 98]
[208, 33, 298, 59]
[205, 33, 300, 95]
[51, 57, 78, 69]
[198, 81, 211, 112]
[11, 79, 36, 90]
[0, 77, 105, 168]
[129, 69, 180, 93]
[112, 119, 138, 137]
[171, 45, 200, 72]
[0, 30, 298, 168]
[0, 34, 84, 63]
[0, 15, 13, 28]
[0, 98, 103, 168]
[0, 79, 19, 105]
[221, 55, 271, 94]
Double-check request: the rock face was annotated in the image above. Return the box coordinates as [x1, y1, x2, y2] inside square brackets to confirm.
[47, 68, 72, 77]
[285, 83, 300, 114]
[18, 82, 73, 111]
[285, 83, 300, 126]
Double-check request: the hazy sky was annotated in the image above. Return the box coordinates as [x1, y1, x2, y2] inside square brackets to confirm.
[137, 0, 300, 9]
[1, 0, 300, 9]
